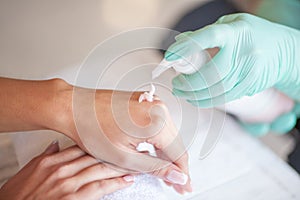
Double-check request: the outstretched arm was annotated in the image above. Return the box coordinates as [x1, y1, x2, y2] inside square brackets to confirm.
[0, 77, 191, 194]
[0, 77, 70, 133]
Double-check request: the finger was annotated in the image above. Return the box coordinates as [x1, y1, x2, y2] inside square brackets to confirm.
[292, 103, 300, 117]
[152, 143, 192, 193]
[47, 145, 86, 165]
[43, 140, 60, 155]
[106, 145, 189, 184]
[50, 155, 99, 180]
[165, 24, 231, 61]
[5, 142, 60, 196]
[33, 151, 95, 196]
[215, 13, 241, 24]
[187, 93, 229, 108]
[165, 42, 199, 62]
[174, 31, 194, 41]
[171, 49, 232, 92]
[172, 80, 229, 101]
[146, 122, 192, 192]
[239, 121, 270, 137]
[174, 184, 185, 195]
[172, 63, 243, 101]
[164, 35, 204, 62]
[271, 112, 297, 134]
[187, 75, 255, 108]
[163, 180, 172, 187]
[72, 176, 134, 200]
[87, 141, 191, 194]
[69, 163, 128, 188]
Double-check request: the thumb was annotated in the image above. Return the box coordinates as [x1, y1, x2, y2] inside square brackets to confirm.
[44, 140, 60, 155]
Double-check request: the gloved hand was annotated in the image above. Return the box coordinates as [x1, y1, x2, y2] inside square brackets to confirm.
[239, 102, 300, 136]
[165, 13, 300, 108]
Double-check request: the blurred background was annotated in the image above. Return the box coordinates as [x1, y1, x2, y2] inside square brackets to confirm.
[0, 0, 296, 187]
[0, 0, 261, 78]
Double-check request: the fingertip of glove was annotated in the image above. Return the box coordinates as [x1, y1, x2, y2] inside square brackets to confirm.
[241, 123, 270, 137]
[271, 113, 297, 134]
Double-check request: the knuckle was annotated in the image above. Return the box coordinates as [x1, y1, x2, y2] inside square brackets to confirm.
[89, 182, 105, 196]
[96, 163, 108, 172]
[98, 179, 122, 195]
[55, 164, 70, 178]
[155, 101, 168, 110]
[94, 181, 104, 190]
[57, 178, 74, 192]
[113, 178, 124, 186]
[151, 102, 168, 116]
[237, 13, 252, 21]
[152, 166, 172, 179]
[210, 25, 227, 41]
[36, 155, 53, 169]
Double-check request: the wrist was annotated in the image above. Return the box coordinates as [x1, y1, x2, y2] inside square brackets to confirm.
[43, 78, 75, 139]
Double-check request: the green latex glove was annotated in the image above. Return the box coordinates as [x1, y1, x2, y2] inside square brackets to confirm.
[240, 102, 300, 136]
[165, 13, 300, 108]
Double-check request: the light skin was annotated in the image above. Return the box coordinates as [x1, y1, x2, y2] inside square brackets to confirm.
[0, 77, 192, 194]
[0, 143, 134, 200]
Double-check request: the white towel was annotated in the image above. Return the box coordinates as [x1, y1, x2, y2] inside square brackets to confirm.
[101, 174, 167, 200]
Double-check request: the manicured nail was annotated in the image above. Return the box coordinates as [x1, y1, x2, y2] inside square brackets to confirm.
[166, 170, 188, 185]
[185, 181, 193, 193]
[123, 175, 134, 182]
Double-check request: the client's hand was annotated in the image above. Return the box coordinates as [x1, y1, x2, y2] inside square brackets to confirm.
[0, 77, 191, 194]
[66, 88, 192, 194]
[0, 142, 133, 200]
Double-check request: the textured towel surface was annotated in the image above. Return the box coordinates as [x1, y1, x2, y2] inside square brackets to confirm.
[101, 174, 167, 200]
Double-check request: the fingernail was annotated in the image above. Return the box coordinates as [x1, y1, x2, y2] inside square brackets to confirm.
[185, 181, 193, 193]
[166, 170, 188, 185]
[123, 175, 134, 182]
[44, 140, 59, 154]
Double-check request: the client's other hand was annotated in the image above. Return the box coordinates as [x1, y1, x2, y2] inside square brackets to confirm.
[0, 143, 133, 200]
